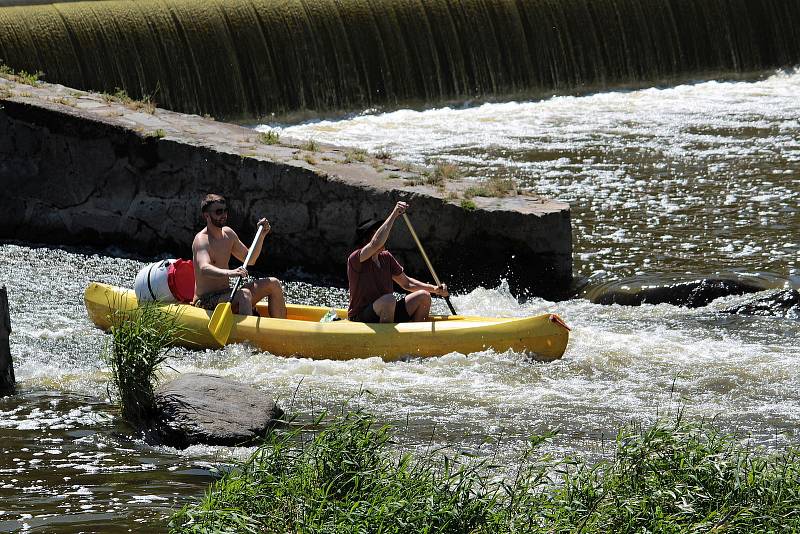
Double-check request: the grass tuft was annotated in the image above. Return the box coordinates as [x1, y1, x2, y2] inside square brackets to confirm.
[465, 176, 518, 198]
[344, 148, 368, 163]
[374, 146, 392, 160]
[100, 88, 129, 103]
[0, 61, 44, 86]
[52, 96, 76, 107]
[103, 303, 184, 425]
[301, 138, 319, 152]
[256, 130, 280, 145]
[169, 412, 800, 533]
[460, 199, 477, 210]
[425, 162, 462, 187]
[100, 87, 157, 114]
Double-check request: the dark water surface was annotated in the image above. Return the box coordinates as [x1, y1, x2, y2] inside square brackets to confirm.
[0, 391, 216, 533]
[2, 71, 800, 532]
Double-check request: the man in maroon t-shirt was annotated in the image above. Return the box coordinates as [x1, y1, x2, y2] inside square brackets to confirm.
[347, 201, 449, 323]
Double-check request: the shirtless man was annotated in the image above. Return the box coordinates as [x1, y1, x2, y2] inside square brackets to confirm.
[192, 194, 286, 318]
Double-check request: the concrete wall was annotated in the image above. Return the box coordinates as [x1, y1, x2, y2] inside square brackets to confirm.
[0, 79, 572, 298]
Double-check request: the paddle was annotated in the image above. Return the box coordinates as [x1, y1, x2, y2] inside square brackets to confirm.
[208, 225, 264, 346]
[402, 213, 458, 315]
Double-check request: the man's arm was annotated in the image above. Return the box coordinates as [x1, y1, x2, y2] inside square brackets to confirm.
[392, 273, 449, 296]
[230, 219, 270, 265]
[359, 202, 407, 262]
[193, 236, 245, 279]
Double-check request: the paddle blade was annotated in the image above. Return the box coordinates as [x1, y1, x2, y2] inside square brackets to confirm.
[208, 302, 234, 346]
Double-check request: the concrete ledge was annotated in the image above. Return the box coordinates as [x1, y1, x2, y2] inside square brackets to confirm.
[0, 78, 572, 297]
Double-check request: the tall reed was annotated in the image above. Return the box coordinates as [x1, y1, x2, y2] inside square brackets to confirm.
[103, 303, 184, 425]
[169, 411, 800, 532]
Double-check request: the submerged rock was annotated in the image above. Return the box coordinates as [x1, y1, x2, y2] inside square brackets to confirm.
[723, 289, 800, 319]
[586, 276, 767, 308]
[146, 373, 283, 449]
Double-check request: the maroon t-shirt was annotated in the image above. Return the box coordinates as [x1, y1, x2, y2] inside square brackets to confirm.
[347, 248, 404, 320]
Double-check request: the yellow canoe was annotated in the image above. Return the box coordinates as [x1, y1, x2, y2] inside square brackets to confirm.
[84, 282, 570, 362]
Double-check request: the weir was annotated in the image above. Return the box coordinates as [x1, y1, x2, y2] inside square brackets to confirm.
[1, 0, 798, 118]
[0, 78, 572, 298]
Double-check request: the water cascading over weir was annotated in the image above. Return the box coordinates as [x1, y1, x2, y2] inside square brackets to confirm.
[1, 0, 799, 119]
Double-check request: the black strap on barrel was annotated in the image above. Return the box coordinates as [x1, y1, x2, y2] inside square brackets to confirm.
[146, 263, 157, 300]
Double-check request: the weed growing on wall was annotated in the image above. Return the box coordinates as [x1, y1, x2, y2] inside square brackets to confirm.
[100, 87, 157, 114]
[257, 130, 280, 144]
[426, 163, 462, 187]
[465, 176, 517, 198]
[301, 138, 319, 152]
[374, 146, 392, 160]
[344, 148, 367, 163]
[0, 61, 43, 86]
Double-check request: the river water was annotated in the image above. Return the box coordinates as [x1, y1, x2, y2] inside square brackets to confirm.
[2, 69, 799, 532]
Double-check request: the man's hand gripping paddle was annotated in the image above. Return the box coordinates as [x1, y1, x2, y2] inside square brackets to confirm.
[402, 213, 457, 315]
[208, 225, 264, 346]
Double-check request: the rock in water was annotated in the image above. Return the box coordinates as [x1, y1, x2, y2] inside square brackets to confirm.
[148, 373, 283, 448]
[586, 277, 766, 307]
[723, 289, 800, 319]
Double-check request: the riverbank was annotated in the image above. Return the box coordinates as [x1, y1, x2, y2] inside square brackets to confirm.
[171, 409, 800, 533]
[0, 76, 572, 297]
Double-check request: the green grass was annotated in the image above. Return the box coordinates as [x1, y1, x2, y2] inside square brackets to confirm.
[256, 129, 280, 145]
[169, 411, 800, 533]
[0, 61, 43, 86]
[103, 303, 185, 425]
[344, 148, 368, 163]
[464, 176, 517, 198]
[100, 87, 130, 103]
[100, 87, 157, 114]
[374, 146, 392, 160]
[301, 138, 319, 152]
[425, 162, 462, 187]
[51, 96, 76, 107]
[460, 199, 477, 210]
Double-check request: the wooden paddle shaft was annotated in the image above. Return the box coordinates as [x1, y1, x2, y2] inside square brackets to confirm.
[402, 214, 457, 315]
[229, 224, 264, 300]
